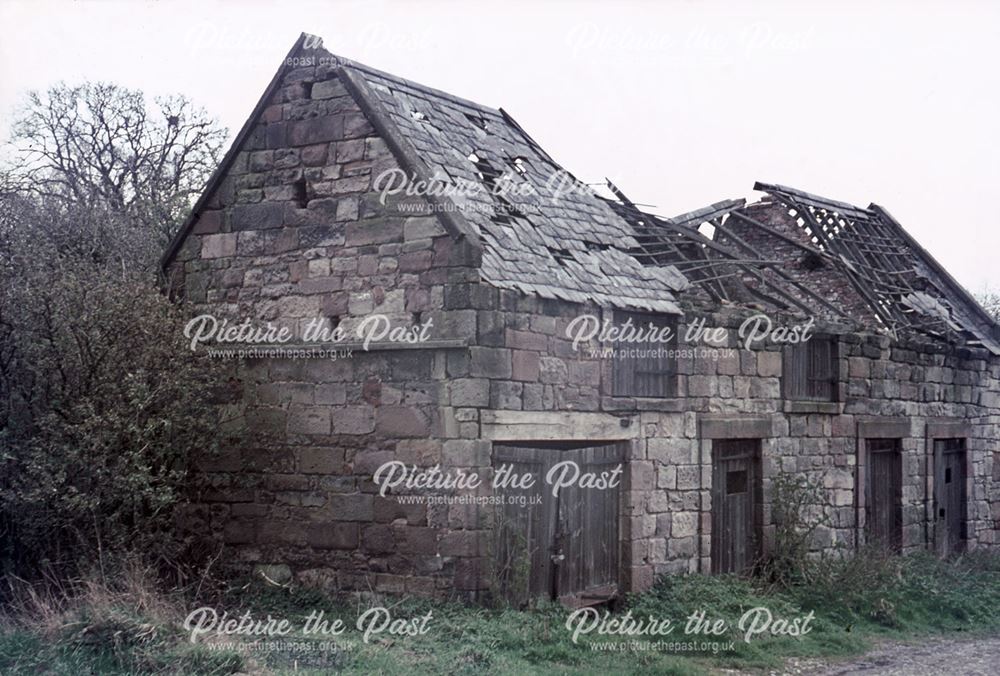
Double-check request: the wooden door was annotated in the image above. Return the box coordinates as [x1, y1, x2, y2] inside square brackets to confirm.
[866, 439, 902, 551]
[493, 445, 558, 603]
[711, 439, 761, 574]
[555, 444, 622, 606]
[934, 438, 967, 555]
[493, 443, 623, 606]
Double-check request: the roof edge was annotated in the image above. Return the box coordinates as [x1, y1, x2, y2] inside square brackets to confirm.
[869, 203, 1000, 340]
[335, 55, 501, 118]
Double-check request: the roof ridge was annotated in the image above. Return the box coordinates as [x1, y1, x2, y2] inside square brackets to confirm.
[314, 44, 503, 117]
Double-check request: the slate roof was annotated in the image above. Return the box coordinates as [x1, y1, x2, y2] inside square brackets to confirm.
[334, 52, 688, 314]
[162, 34, 688, 314]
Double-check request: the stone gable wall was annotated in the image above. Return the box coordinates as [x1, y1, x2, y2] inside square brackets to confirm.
[166, 63, 488, 596]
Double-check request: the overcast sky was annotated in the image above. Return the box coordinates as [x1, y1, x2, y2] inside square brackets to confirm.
[2, 0, 998, 293]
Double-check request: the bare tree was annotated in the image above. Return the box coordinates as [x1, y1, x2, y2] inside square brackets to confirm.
[975, 285, 1000, 322]
[9, 82, 227, 245]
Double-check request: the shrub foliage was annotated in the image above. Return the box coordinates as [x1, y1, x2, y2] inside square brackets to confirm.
[0, 81, 229, 581]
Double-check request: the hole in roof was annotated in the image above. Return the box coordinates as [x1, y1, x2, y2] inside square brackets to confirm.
[410, 110, 428, 121]
[800, 251, 825, 271]
[547, 247, 573, 266]
[465, 113, 489, 131]
[469, 150, 503, 184]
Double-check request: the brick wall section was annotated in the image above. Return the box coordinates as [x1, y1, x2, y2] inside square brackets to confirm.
[720, 201, 876, 324]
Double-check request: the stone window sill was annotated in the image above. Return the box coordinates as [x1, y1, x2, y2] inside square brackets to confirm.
[783, 400, 844, 414]
[601, 397, 686, 412]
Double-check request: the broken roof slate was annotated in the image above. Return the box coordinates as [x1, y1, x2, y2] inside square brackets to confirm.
[163, 34, 998, 352]
[333, 49, 689, 314]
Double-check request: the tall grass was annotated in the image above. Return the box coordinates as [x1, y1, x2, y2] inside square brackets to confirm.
[2, 549, 999, 674]
[0, 563, 241, 675]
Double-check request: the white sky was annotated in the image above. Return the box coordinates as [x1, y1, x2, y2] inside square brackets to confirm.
[2, 0, 998, 293]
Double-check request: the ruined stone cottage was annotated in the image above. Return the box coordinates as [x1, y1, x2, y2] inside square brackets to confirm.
[162, 34, 1000, 604]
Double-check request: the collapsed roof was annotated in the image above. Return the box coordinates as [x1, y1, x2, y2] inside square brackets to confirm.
[163, 33, 1000, 355]
[609, 182, 1000, 354]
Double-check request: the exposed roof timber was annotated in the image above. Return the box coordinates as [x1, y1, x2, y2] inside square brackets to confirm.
[728, 210, 826, 258]
[605, 182, 842, 317]
[871, 203, 1000, 347]
[754, 182, 1000, 354]
[754, 181, 873, 221]
[708, 217, 837, 317]
[670, 199, 747, 229]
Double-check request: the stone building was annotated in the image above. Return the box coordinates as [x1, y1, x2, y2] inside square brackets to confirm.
[162, 34, 1000, 603]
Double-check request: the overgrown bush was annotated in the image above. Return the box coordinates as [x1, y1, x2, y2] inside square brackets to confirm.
[0, 252, 230, 579]
[0, 195, 233, 583]
[761, 470, 831, 587]
[794, 544, 903, 626]
[0, 81, 230, 585]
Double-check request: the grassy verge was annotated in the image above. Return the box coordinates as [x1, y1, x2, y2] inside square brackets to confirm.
[2, 550, 999, 675]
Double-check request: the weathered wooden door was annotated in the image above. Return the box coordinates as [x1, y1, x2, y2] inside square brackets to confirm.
[711, 439, 761, 574]
[934, 438, 967, 555]
[493, 442, 623, 606]
[493, 445, 558, 603]
[866, 439, 902, 551]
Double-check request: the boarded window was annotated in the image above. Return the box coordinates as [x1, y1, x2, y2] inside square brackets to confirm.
[611, 311, 677, 398]
[783, 336, 838, 401]
[726, 469, 748, 494]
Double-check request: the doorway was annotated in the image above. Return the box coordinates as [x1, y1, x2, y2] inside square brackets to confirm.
[711, 439, 762, 574]
[492, 442, 624, 606]
[866, 438, 903, 551]
[933, 438, 967, 555]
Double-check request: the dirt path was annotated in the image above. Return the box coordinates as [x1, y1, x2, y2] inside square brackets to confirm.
[777, 635, 1000, 676]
